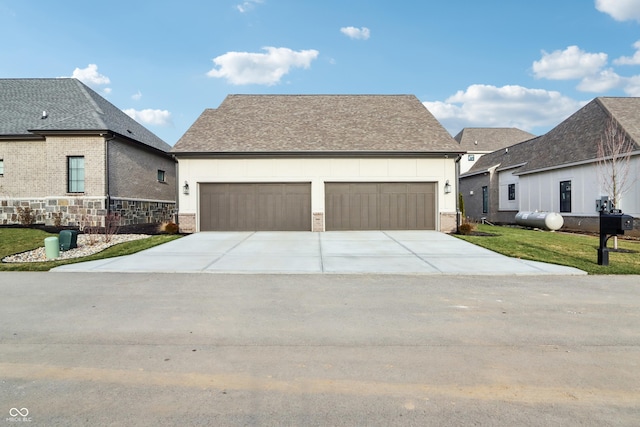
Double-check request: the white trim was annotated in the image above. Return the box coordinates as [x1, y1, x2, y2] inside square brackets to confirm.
[110, 197, 175, 204]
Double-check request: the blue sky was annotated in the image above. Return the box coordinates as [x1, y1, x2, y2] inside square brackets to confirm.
[2, 0, 640, 145]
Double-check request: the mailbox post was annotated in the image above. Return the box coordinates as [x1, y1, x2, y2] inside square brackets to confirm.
[597, 197, 634, 266]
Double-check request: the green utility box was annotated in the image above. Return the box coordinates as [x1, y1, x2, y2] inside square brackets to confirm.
[59, 230, 78, 251]
[44, 237, 60, 259]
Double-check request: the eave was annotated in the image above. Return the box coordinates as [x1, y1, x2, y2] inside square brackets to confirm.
[171, 150, 466, 159]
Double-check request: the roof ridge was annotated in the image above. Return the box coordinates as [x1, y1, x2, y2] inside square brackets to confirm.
[71, 78, 108, 129]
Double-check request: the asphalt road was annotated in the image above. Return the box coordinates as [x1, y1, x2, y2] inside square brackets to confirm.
[1, 273, 639, 426]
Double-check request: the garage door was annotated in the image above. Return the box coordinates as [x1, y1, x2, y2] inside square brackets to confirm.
[325, 182, 436, 230]
[200, 183, 311, 231]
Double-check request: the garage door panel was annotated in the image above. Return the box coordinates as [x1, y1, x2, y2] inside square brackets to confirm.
[200, 183, 310, 231]
[326, 182, 436, 230]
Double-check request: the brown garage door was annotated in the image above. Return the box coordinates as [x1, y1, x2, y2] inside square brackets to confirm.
[200, 183, 311, 231]
[325, 182, 436, 230]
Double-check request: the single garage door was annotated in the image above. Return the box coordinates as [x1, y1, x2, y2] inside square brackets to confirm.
[325, 182, 436, 230]
[200, 183, 311, 231]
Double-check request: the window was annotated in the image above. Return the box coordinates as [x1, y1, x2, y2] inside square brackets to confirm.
[468, 154, 475, 161]
[67, 156, 85, 193]
[560, 180, 571, 213]
[482, 186, 488, 213]
[0, 159, 4, 176]
[508, 183, 516, 201]
[157, 169, 166, 182]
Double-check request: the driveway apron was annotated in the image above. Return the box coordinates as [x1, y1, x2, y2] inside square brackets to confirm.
[51, 231, 586, 275]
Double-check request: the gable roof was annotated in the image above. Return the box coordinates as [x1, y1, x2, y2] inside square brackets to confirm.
[453, 127, 535, 152]
[0, 78, 171, 152]
[461, 97, 640, 178]
[172, 94, 462, 154]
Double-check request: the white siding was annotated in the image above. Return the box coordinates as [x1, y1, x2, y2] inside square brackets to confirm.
[498, 170, 519, 211]
[519, 158, 640, 216]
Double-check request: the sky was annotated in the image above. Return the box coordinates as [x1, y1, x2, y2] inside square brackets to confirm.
[2, 0, 640, 145]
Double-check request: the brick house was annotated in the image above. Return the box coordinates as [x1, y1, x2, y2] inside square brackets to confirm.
[0, 78, 176, 228]
[172, 94, 464, 233]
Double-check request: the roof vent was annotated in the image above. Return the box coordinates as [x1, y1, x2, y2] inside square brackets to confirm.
[41, 111, 48, 119]
[126, 129, 133, 134]
[474, 140, 478, 145]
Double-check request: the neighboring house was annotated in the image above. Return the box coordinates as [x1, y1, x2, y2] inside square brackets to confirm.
[460, 97, 640, 235]
[454, 127, 535, 174]
[172, 94, 464, 233]
[0, 78, 176, 228]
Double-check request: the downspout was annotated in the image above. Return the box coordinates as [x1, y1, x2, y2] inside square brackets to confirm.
[455, 153, 462, 232]
[103, 133, 116, 217]
[173, 154, 179, 227]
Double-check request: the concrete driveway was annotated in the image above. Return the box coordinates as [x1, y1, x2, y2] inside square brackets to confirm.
[52, 231, 585, 275]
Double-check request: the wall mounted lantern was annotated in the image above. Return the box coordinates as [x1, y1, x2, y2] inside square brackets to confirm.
[183, 181, 190, 195]
[444, 180, 452, 194]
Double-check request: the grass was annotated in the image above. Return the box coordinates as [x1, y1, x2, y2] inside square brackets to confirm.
[455, 224, 640, 275]
[0, 228, 181, 271]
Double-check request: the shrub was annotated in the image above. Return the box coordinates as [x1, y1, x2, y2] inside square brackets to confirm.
[16, 207, 36, 226]
[52, 212, 64, 228]
[458, 222, 476, 235]
[159, 221, 179, 234]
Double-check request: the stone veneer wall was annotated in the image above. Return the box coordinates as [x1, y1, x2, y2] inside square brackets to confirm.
[0, 197, 106, 227]
[0, 197, 176, 228]
[109, 198, 176, 226]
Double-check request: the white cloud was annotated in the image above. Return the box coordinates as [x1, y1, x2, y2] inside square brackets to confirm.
[614, 40, 640, 65]
[340, 26, 371, 40]
[577, 69, 624, 92]
[624, 75, 640, 95]
[71, 64, 111, 86]
[131, 90, 142, 101]
[207, 47, 319, 85]
[237, 0, 263, 13]
[423, 84, 586, 134]
[533, 46, 608, 80]
[595, 0, 640, 22]
[123, 108, 172, 126]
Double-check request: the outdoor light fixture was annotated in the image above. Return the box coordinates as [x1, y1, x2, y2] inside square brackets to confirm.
[444, 180, 452, 194]
[182, 181, 190, 195]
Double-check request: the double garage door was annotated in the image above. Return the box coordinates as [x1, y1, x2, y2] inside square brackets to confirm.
[199, 182, 436, 231]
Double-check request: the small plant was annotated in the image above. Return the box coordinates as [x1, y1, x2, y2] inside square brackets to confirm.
[52, 212, 64, 228]
[458, 222, 476, 235]
[458, 192, 465, 217]
[80, 215, 100, 246]
[16, 207, 36, 226]
[159, 221, 179, 234]
[103, 213, 120, 243]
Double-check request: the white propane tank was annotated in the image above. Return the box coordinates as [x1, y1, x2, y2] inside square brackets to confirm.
[515, 211, 564, 231]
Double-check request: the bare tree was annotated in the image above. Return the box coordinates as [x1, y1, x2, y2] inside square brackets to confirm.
[597, 118, 635, 210]
[596, 118, 636, 249]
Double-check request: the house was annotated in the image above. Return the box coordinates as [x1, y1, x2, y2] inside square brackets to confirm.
[454, 127, 535, 174]
[460, 97, 640, 235]
[0, 78, 176, 228]
[172, 94, 464, 233]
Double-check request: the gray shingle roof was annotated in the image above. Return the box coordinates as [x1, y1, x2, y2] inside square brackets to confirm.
[461, 97, 640, 177]
[453, 127, 535, 152]
[172, 94, 461, 154]
[0, 78, 171, 152]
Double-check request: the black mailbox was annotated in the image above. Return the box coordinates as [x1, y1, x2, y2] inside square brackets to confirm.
[600, 213, 634, 235]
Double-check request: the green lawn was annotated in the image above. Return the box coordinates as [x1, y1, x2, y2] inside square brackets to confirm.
[455, 224, 640, 275]
[0, 228, 181, 271]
